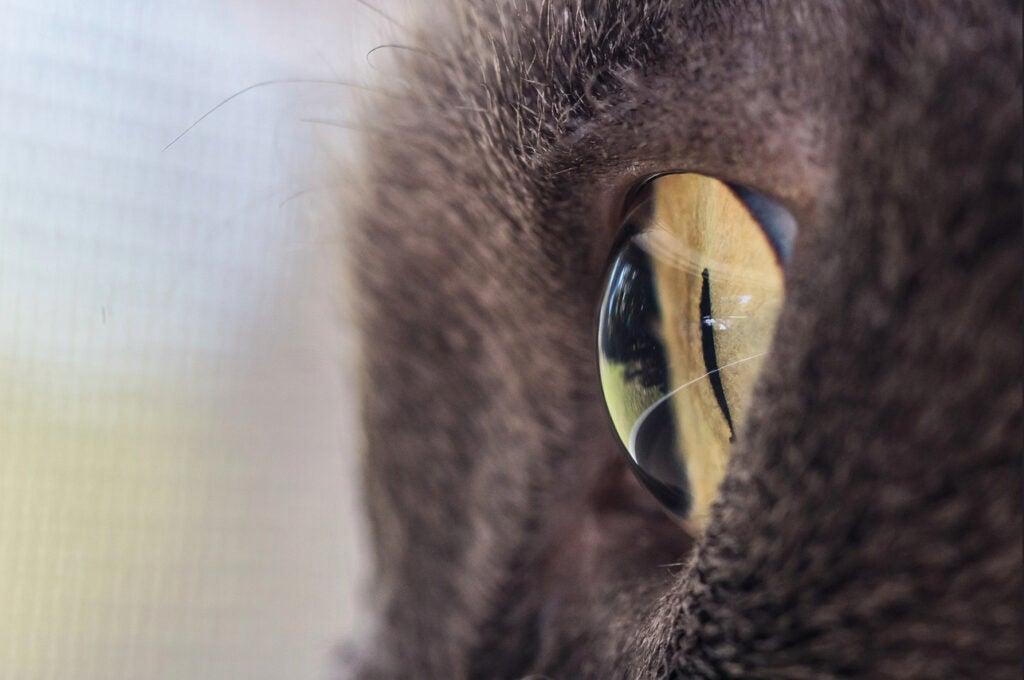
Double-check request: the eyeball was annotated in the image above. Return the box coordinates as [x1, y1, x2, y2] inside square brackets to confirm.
[597, 173, 795, 528]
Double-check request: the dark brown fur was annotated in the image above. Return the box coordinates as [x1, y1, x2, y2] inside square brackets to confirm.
[343, 1, 1022, 677]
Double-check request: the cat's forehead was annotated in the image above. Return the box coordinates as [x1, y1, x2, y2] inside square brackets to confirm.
[430, 1, 845, 181]
[388, 1, 1010, 253]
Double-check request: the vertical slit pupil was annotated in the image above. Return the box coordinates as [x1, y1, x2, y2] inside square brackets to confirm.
[700, 268, 735, 441]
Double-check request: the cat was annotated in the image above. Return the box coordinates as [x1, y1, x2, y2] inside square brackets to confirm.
[342, 1, 1022, 677]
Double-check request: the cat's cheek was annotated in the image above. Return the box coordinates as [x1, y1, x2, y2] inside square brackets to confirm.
[528, 447, 692, 670]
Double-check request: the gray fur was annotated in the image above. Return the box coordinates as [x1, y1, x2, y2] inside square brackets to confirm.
[343, 1, 1022, 677]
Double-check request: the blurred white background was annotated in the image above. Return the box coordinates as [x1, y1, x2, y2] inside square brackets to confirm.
[0, 1, 393, 677]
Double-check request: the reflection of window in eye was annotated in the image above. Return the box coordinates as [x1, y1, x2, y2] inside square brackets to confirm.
[700, 268, 735, 442]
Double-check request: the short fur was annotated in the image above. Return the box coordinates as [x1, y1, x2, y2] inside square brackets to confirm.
[343, 1, 1022, 677]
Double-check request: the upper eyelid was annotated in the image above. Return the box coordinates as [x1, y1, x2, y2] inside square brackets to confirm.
[725, 183, 799, 265]
[618, 174, 799, 266]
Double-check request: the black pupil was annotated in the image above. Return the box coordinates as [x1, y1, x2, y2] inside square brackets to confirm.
[700, 268, 735, 442]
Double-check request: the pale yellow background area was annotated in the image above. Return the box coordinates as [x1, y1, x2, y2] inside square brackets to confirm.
[0, 1, 398, 678]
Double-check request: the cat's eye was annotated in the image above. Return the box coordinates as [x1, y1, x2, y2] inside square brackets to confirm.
[597, 173, 795, 528]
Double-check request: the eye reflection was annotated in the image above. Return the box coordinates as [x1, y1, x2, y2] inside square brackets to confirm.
[597, 173, 792, 528]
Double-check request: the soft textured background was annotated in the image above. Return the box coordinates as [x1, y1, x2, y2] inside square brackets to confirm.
[0, 1, 389, 677]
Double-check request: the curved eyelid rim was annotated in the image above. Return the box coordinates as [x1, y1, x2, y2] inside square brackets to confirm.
[616, 173, 798, 267]
[725, 182, 798, 265]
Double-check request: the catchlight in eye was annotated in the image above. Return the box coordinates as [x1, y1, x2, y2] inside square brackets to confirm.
[597, 173, 794, 528]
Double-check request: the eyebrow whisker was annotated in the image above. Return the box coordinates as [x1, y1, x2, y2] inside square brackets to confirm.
[163, 78, 389, 151]
[355, 0, 407, 31]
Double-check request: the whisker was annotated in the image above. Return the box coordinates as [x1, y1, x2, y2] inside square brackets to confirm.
[313, 47, 343, 81]
[671, 352, 768, 395]
[278, 187, 318, 210]
[366, 43, 441, 69]
[627, 352, 769, 457]
[299, 117, 406, 139]
[299, 117, 366, 132]
[355, 0, 407, 31]
[163, 78, 386, 151]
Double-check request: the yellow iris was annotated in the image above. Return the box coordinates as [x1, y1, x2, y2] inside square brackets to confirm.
[598, 173, 786, 528]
